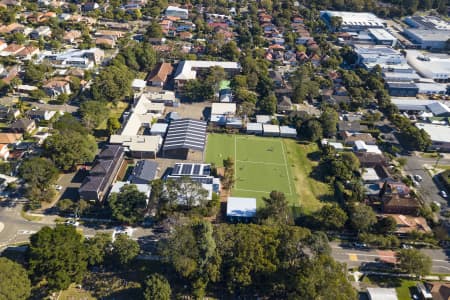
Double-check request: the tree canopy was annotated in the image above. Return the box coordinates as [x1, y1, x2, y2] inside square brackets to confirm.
[143, 274, 172, 300]
[29, 225, 87, 291]
[396, 249, 432, 276]
[109, 184, 148, 224]
[0, 257, 31, 300]
[112, 234, 140, 266]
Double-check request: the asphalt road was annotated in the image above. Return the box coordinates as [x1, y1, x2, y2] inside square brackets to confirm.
[402, 155, 450, 212]
[0, 198, 153, 252]
[331, 242, 450, 274]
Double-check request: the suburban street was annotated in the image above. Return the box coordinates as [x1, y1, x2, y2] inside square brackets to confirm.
[402, 154, 450, 212]
[0, 198, 154, 252]
[331, 242, 450, 274]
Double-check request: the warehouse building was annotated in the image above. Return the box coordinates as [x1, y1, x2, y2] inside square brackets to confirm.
[162, 118, 207, 160]
[406, 51, 450, 82]
[415, 123, 450, 152]
[320, 11, 385, 32]
[403, 29, 450, 50]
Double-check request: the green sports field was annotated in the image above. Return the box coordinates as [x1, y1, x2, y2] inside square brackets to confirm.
[206, 134, 333, 212]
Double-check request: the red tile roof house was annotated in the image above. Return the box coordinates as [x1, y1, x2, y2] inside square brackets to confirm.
[43, 79, 71, 97]
[147, 62, 174, 87]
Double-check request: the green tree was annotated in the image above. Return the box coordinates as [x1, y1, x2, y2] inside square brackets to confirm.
[0, 257, 31, 300]
[261, 191, 290, 224]
[29, 225, 87, 291]
[288, 254, 356, 299]
[91, 63, 133, 102]
[107, 117, 121, 134]
[301, 119, 323, 142]
[316, 204, 348, 230]
[143, 273, 172, 300]
[44, 131, 98, 171]
[19, 157, 59, 205]
[79, 100, 109, 130]
[350, 204, 377, 232]
[259, 93, 277, 115]
[396, 249, 431, 276]
[85, 233, 112, 266]
[109, 184, 147, 224]
[374, 216, 397, 234]
[160, 220, 221, 297]
[320, 107, 338, 137]
[53, 114, 88, 135]
[221, 41, 240, 61]
[112, 234, 140, 266]
[146, 20, 163, 39]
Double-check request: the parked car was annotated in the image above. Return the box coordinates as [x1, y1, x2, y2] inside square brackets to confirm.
[413, 174, 423, 182]
[412, 180, 420, 187]
[440, 190, 448, 198]
[55, 185, 63, 191]
[65, 219, 79, 227]
[353, 242, 368, 249]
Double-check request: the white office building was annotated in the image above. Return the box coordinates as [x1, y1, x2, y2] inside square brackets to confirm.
[320, 11, 385, 32]
[406, 50, 450, 82]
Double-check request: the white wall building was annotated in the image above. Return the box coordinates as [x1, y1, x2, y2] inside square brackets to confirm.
[320, 11, 385, 32]
[406, 50, 450, 82]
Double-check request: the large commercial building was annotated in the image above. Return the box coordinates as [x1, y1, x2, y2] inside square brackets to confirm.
[406, 50, 450, 82]
[367, 28, 397, 47]
[174, 60, 240, 89]
[165, 6, 189, 19]
[355, 46, 408, 71]
[403, 29, 449, 50]
[415, 123, 450, 152]
[403, 15, 450, 50]
[320, 11, 385, 32]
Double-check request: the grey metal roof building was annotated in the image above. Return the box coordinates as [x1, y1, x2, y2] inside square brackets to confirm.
[162, 118, 207, 159]
[129, 160, 159, 184]
[79, 144, 125, 202]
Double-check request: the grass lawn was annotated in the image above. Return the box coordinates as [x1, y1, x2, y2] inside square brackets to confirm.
[206, 134, 332, 213]
[96, 101, 129, 131]
[59, 284, 95, 300]
[361, 275, 418, 300]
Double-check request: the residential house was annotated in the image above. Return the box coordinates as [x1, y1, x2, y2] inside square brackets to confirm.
[338, 121, 368, 136]
[42, 78, 71, 97]
[0, 144, 9, 160]
[147, 63, 173, 87]
[16, 45, 39, 60]
[277, 96, 293, 113]
[0, 44, 25, 56]
[27, 109, 56, 121]
[63, 30, 82, 44]
[0, 105, 19, 121]
[10, 118, 36, 134]
[423, 282, 450, 300]
[30, 26, 51, 39]
[384, 214, 431, 235]
[0, 132, 22, 145]
[356, 152, 388, 168]
[380, 181, 421, 215]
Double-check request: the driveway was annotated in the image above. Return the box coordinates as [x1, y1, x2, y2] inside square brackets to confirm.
[32, 103, 78, 114]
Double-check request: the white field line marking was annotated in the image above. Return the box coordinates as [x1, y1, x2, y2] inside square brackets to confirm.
[236, 160, 285, 166]
[234, 135, 237, 189]
[280, 140, 293, 194]
[235, 187, 292, 195]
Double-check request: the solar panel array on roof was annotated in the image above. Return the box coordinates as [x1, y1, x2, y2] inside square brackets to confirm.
[181, 164, 192, 174]
[163, 118, 207, 152]
[173, 164, 181, 175]
[193, 164, 201, 175]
